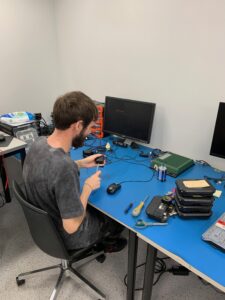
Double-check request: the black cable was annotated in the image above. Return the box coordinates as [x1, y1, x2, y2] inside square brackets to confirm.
[195, 160, 211, 167]
[118, 170, 155, 185]
[204, 175, 225, 183]
[106, 150, 151, 169]
[40, 117, 48, 126]
[123, 257, 168, 291]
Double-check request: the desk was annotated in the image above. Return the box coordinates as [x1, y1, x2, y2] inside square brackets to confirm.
[71, 137, 225, 299]
[138, 166, 225, 299]
[0, 131, 26, 202]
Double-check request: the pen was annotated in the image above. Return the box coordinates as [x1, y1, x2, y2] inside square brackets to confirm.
[124, 202, 133, 214]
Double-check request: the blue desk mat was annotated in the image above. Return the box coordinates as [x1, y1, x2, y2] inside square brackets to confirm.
[70, 138, 225, 288]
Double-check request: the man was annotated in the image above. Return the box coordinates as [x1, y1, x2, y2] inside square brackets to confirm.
[23, 91, 126, 251]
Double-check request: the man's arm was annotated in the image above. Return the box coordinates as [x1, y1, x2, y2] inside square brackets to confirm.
[62, 170, 101, 234]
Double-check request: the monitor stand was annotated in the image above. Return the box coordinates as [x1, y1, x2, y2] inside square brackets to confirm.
[112, 136, 139, 149]
[112, 137, 128, 148]
[129, 141, 139, 149]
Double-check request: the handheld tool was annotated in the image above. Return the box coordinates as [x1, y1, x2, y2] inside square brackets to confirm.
[134, 219, 168, 229]
[124, 202, 134, 214]
[132, 195, 149, 217]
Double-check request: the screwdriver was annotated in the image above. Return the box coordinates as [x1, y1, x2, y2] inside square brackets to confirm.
[124, 202, 134, 214]
[132, 195, 149, 217]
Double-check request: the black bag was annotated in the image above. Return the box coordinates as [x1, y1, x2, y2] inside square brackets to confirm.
[175, 179, 215, 197]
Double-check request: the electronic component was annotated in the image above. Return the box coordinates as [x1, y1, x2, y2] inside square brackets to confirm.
[145, 196, 169, 222]
[175, 179, 215, 197]
[92, 102, 105, 139]
[139, 151, 149, 157]
[151, 152, 194, 177]
[95, 155, 105, 164]
[113, 140, 128, 147]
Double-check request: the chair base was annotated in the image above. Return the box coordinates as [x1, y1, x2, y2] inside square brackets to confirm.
[16, 257, 106, 300]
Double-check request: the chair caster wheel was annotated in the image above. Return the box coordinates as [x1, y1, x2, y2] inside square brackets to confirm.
[96, 254, 106, 263]
[16, 277, 25, 286]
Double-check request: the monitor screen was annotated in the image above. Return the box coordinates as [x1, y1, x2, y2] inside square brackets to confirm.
[103, 96, 156, 144]
[210, 102, 225, 159]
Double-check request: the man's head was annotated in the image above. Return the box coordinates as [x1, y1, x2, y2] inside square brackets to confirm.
[53, 91, 98, 147]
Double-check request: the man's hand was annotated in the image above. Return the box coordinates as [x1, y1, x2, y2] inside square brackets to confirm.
[84, 170, 102, 191]
[76, 154, 105, 169]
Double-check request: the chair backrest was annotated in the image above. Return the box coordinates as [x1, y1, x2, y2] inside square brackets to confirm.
[12, 181, 69, 260]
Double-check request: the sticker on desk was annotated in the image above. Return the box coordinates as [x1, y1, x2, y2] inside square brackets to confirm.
[213, 190, 222, 198]
[183, 180, 209, 188]
[216, 219, 225, 230]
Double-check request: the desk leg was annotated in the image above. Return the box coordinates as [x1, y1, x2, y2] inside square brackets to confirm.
[142, 243, 157, 300]
[127, 230, 138, 300]
[0, 157, 11, 203]
[20, 148, 26, 166]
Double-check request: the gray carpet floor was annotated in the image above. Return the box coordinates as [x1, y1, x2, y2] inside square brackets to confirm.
[0, 195, 224, 300]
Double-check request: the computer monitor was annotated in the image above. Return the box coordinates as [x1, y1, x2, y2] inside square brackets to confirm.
[103, 96, 156, 144]
[210, 102, 225, 159]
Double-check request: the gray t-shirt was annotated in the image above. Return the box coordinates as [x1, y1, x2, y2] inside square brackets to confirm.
[23, 137, 103, 249]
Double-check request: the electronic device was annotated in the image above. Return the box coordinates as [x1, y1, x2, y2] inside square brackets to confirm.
[91, 102, 105, 139]
[83, 147, 106, 158]
[210, 102, 225, 159]
[83, 148, 95, 157]
[139, 151, 149, 158]
[15, 127, 38, 150]
[103, 96, 156, 144]
[0, 135, 13, 147]
[202, 212, 225, 251]
[174, 194, 212, 213]
[175, 190, 214, 206]
[0, 134, 5, 142]
[145, 196, 169, 222]
[95, 155, 105, 164]
[112, 140, 128, 147]
[0, 120, 38, 137]
[151, 152, 194, 177]
[174, 202, 212, 218]
[175, 179, 215, 197]
[106, 183, 121, 195]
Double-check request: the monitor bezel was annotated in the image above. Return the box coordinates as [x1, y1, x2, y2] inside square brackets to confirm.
[210, 102, 225, 159]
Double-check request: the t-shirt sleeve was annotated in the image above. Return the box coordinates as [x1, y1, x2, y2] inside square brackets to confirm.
[53, 160, 84, 219]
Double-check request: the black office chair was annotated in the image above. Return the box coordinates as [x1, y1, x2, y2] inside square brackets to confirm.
[12, 181, 106, 300]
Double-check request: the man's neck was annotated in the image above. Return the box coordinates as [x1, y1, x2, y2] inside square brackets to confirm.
[47, 129, 71, 153]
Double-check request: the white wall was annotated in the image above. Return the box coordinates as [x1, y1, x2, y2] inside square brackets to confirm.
[1, 1, 225, 170]
[55, 0, 225, 170]
[0, 0, 61, 121]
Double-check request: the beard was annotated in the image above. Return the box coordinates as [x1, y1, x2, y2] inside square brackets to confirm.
[72, 128, 86, 148]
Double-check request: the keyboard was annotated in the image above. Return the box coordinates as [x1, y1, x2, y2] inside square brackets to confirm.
[202, 212, 225, 251]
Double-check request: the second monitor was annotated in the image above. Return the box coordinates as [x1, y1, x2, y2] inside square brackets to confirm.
[103, 96, 156, 145]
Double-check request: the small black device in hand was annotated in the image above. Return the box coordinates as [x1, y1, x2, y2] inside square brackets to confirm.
[95, 155, 105, 164]
[146, 196, 169, 222]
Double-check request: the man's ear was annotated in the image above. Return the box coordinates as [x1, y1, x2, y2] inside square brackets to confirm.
[71, 120, 83, 132]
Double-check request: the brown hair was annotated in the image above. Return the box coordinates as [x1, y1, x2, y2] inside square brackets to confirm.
[53, 91, 98, 130]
